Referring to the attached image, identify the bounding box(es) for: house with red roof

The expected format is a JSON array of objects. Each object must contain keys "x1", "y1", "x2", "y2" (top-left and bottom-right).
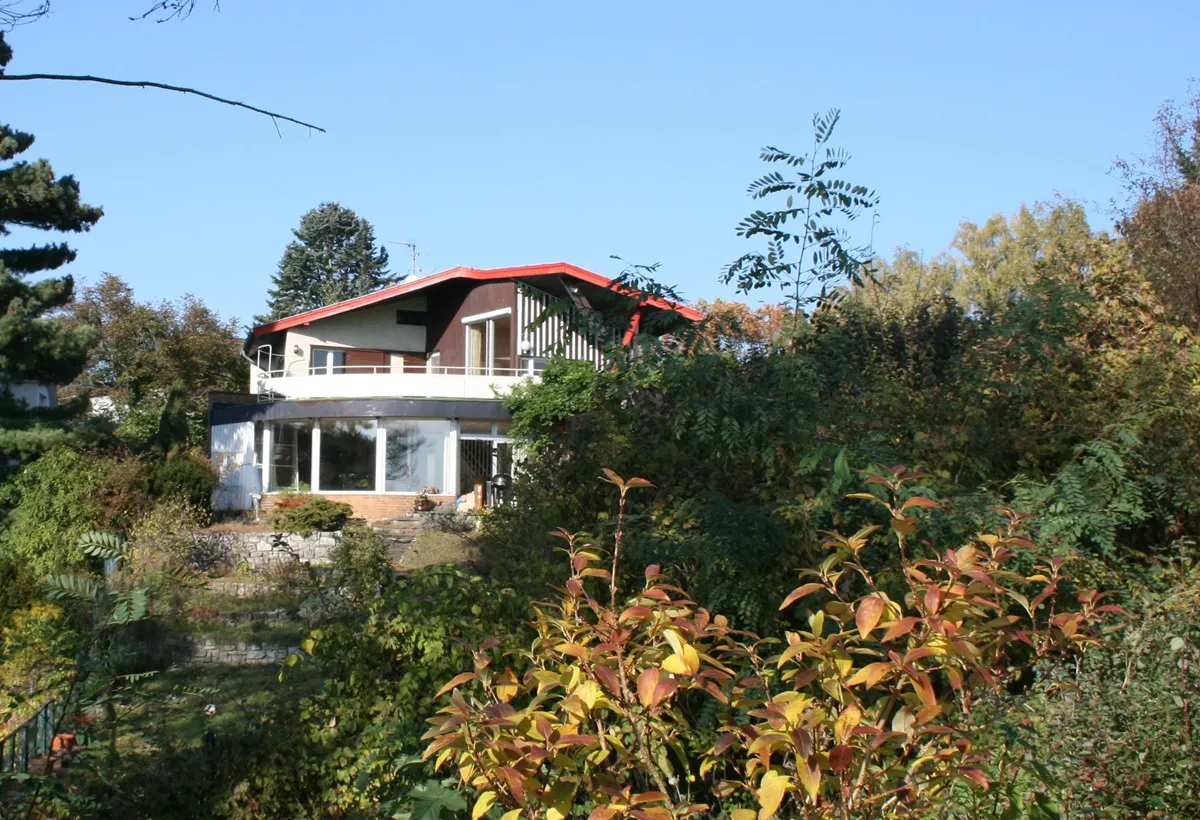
[{"x1": 209, "y1": 262, "x2": 700, "y2": 519}]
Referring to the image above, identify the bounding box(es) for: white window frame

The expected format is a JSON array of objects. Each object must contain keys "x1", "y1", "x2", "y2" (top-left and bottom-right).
[{"x1": 462, "y1": 308, "x2": 512, "y2": 377}]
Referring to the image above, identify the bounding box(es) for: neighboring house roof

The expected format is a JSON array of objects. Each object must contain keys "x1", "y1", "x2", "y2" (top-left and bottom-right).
[{"x1": 249, "y1": 262, "x2": 702, "y2": 339}]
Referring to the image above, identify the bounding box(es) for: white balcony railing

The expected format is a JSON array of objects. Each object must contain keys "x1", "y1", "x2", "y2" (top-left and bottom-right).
[{"x1": 254, "y1": 362, "x2": 536, "y2": 401}]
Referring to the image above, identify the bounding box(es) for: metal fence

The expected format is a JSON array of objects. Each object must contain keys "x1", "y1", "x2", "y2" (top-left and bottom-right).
[{"x1": 0, "y1": 701, "x2": 61, "y2": 773}]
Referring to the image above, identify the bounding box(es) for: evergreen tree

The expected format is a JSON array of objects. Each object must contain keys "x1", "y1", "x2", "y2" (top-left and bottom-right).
[
  {"x1": 0, "y1": 32, "x2": 102, "y2": 465},
  {"x1": 263, "y1": 202, "x2": 394, "y2": 320}
]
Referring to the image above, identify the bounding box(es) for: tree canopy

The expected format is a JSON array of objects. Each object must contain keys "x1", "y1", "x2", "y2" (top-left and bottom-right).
[
  {"x1": 0, "y1": 32, "x2": 101, "y2": 465},
  {"x1": 262, "y1": 202, "x2": 395, "y2": 321}
]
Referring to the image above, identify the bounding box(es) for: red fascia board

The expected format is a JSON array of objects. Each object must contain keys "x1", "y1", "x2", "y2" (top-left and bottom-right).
[{"x1": 249, "y1": 262, "x2": 702, "y2": 338}]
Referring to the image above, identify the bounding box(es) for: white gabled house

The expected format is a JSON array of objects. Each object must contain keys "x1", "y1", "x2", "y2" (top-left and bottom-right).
[{"x1": 209, "y1": 262, "x2": 700, "y2": 520}]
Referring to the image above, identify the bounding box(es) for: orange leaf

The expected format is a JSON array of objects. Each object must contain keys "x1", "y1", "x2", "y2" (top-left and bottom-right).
[
  {"x1": 435, "y1": 672, "x2": 476, "y2": 699},
  {"x1": 881, "y1": 617, "x2": 919, "y2": 642},
  {"x1": 637, "y1": 668, "x2": 660, "y2": 709},
  {"x1": 901, "y1": 496, "x2": 942, "y2": 512},
  {"x1": 924, "y1": 586, "x2": 942, "y2": 615},
  {"x1": 779, "y1": 583, "x2": 825, "y2": 611},
  {"x1": 845, "y1": 661, "x2": 892, "y2": 689},
  {"x1": 912, "y1": 674, "x2": 937, "y2": 708},
  {"x1": 855, "y1": 596, "x2": 885, "y2": 639}
]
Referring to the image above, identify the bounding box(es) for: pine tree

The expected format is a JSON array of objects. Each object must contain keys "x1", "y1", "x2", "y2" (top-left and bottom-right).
[
  {"x1": 0, "y1": 33, "x2": 102, "y2": 465},
  {"x1": 263, "y1": 202, "x2": 395, "y2": 320}
]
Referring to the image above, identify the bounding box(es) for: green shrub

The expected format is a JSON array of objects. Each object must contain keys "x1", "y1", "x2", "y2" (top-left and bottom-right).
[
  {"x1": 1023, "y1": 566, "x2": 1200, "y2": 817},
  {"x1": 0, "y1": 447, "x2": 109, "y2": 580},
  {"x1": 268, "y1": 494, "x2": 353, "y2": 536},
  {"x1": 330, "y1": 525, "x2": 392, "y2": 605},
  {"x1": 149, "y1": 451, "x2": 219, "y2": 512}
]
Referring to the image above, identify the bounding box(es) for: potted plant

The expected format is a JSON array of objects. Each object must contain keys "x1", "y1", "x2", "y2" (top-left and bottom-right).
[{"x1": 414, "y1": 486, "x2": 439, "y2": 512}]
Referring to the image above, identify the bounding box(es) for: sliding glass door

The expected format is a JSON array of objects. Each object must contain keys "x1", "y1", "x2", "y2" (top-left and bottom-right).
[{"x1": 464, "y1": 311, "x2": 513, "y2": 376}]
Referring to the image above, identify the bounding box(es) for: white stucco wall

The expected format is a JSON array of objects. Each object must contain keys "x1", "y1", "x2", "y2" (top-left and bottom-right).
[
  {"x1": 281, "y1": 297, "x2": 427, "y2": 376},
  {"x1": 211, "y1": 421, "x2": 260, "y2": 511}
]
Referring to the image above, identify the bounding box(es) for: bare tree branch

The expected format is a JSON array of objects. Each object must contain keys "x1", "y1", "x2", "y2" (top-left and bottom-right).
[
  {"x1": 0, "y1": 72, "x2": 325, "y2": 133},
  {"x1": 131, "y1": 0, "x2": 219, "y2": 23},
  {"x1": 0, "y1": 0, "x2": 50, "y2": 30}
]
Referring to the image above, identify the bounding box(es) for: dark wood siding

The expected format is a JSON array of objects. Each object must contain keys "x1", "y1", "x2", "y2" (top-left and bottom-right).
[
  {"x1": 344, "y1": 349, "x2": 389, "y2": 370},
  {"x1": 427, "y1": 281, "x2": 516, "y2": 368}
]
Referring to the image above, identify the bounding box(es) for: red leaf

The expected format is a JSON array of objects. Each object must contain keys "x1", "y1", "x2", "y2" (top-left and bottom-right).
[
  {"x1": 829, "y1": 744, "x2": 853, "y2": 773},
  {"x1": 959, "y1": 768, "x2": 989, "y2": 790},
  {"x1": 593, "y1": 665, "x2": 621, "y2": 695}
]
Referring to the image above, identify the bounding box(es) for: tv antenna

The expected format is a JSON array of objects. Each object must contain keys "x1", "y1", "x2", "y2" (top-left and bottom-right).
[{"x1": 387, "y1": 241, "x2": 422, "y2": 279}]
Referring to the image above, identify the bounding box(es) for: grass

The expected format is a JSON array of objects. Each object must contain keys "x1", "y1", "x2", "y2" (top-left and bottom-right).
[
  {"x1": 116, "y1": 664, "x2": 320, "y2": 751},
  {"x1": 400, "y1": 530, "x2": 480, "y2": 571},
  {"x1": 187, "y1": 586, "x2": 304, "y2": 615}
]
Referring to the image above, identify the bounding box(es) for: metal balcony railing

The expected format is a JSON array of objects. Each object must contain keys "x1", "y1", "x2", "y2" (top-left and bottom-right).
[{"x1": 1, "y1": 700, "x2": 64, "y2": 773}]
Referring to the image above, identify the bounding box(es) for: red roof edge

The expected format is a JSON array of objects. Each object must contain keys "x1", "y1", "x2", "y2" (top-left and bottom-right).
[{"x1": 249, "y1": 262, "x2": 703, "y2": 337}]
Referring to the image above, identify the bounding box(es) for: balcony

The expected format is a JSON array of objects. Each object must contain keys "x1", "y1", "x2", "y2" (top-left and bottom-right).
[{"x1": 253, "y1": 362, "x2": 537, "y2": 402}]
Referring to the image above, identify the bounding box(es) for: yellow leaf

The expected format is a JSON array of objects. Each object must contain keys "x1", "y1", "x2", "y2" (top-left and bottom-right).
[
  {"x1": 731, "y1": 811, "x2": 757, "y2": 820},
  {"x1": 795, "y1": 757, "x2": 821, "y2": 801},
  {"x1": 663, "y1": 629, "x2": 685, "y2": 657},
  {"x1": 757, "y1": 771, "x2": 791, "y2": 819},
  {"x1": 834, "y1": 704, "x2": 861, "y2": 744},
  {"x1": 662, "y1": 644, "x2": 701, "y2": 676},
  {"x1": 473, "y1": 790, "x2": 497, "y2": 820},
  {"x1": 501, "y1": 811, "x2": 522, "y2": 820},
  {"x1": 574, "y1": 679, "x2": 601, "y2": 709}
]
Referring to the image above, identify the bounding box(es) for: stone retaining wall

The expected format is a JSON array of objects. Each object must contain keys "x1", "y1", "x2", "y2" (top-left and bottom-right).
[
  {"x1": 189, "y1": 530, "x2": 340, "y2": 572},
  {"x1": 187, "y1": 638, "x2": 297, "y2": 666},
  {"x1": 206, "y1": 580, "x2": 282, "y2": 598}
]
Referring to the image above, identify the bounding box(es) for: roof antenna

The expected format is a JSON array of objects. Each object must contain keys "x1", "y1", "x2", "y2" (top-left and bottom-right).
[{"x1": 387, "y1": 241, "x2": 422, "y2": 280}]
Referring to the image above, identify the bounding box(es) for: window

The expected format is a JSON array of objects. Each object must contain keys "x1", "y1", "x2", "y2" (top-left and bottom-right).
[
  {"x1": 396, "y1": 309, "x2": 426, "y2": 325},
  {"x1": 319, "y1": 419, "x2": 377, "y2": 491},
  {"x1": 253, "y1": 421, "x2": 264, "y2": 466},
  {"x1": 312, "y1": 348, "x2": 346, "y2": 375},
  {"x1": 384, "y1": 420, "x2": 452, "y2": 492},
  {"x1": 269, "y1": 421, "x2": 312, "y2": 491},
  {"x1": 459, "y1": 420, "x2": 511, "y2": 436}
]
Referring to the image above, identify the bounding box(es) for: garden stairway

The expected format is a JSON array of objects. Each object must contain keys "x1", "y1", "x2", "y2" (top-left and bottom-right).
[{"x1": 370, "y1": 517, "x2": 422, "y2": 567}]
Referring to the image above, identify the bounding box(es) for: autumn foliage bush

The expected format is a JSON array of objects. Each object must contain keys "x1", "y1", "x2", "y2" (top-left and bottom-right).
[{"x1": 423, "y1": 470, "x2": 1123, "y2": 818}]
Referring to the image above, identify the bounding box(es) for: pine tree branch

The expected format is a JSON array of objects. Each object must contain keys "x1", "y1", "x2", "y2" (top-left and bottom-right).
[{"x1": 0, "y1": 72, "x2": 325, "y2": 133}]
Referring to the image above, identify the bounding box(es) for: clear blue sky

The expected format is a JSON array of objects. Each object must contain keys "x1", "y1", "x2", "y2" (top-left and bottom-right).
[{"x1": 5, "y1": 0, "x2": 1196, "y2": 327}]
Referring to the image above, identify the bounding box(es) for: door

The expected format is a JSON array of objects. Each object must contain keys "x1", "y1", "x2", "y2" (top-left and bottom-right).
[
  {"x1": 458, "y1": 438, "x2": 515, "y2": 507},
  {"x1": 464, "y1": 311, "x2": 513, "y2": 376}
]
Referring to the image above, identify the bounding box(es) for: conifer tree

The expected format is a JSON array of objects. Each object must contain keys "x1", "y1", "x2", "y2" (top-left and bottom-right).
[
  {"x1": 0, "y1": 33, "x2": 102, "y2": 465},
  {"x1": 263, "y1": 202, "x2": 394, "y2": 320}
]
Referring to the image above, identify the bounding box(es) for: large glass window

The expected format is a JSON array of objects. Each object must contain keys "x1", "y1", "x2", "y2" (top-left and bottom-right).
[
  {"x1": 269, "y1": 420, "x2": 312, "y2": 491},
  {"x1": 319, "y1": 419, "x2": 377, "y2": 491},
  {"x1": 384, "y1": 420, "x2": 452, "y2": 492}
]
